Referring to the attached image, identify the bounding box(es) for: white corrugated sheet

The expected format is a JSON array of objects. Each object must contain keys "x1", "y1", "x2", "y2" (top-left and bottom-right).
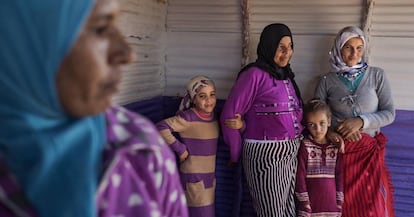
[
  {"x1": 167, "y1": 0, "x2": 242, "y2": 33},
  {"x1": 112, "y1": 0, "x2": 167, "y2": 105},
  {"x1": 165, "y1": 32, "x2": 242, "y2": 99},
  {"x1": 371, "y1": 0, "x2": 414, "y2": 37},
  {"x1": 249, "y1": 0, "x2": 363, "y2": 34},
  {"x1": 369, "y1": 0, "x2": 414, "y2": 110},
  {"x1": 164, "y1": 0, "x2": 242, "y2": 99}
]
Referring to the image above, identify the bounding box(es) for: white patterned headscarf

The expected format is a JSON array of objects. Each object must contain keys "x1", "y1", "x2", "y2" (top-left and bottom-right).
[
  {"x1": 179, "y1": 75, "x2": 216, "y2": 111},
  {"x1": 329, "y1": 26, "x2": 367, "y2": 74}
]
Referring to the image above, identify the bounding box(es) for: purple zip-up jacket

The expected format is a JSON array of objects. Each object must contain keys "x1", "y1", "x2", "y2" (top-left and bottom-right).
[{"x1": 220, "y1": 67, "x2": 303, "y2": 162}]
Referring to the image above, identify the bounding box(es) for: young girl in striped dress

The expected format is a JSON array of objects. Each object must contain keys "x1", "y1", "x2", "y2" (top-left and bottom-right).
[{"x1": 157, "y1": 75, "x2": 218, "y2": 217}]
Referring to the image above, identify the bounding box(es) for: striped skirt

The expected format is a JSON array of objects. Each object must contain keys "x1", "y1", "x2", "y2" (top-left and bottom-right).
[{"x1": 242, "y1": 138, "x2": 301, "y2": 217}]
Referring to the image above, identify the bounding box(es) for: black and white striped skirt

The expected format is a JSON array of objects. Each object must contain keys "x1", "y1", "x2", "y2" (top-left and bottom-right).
[{"x1": 242, "y1": 137, "x2": 301, "y2": 217}]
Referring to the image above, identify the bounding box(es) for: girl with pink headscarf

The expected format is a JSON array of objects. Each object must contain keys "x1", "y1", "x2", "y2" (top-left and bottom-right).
[{"x1": 157, "y1": 75, "x2": 219, "y2": 217}]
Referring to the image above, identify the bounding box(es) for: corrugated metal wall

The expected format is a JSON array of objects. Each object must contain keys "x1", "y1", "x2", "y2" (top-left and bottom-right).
[
  {"x1": 369, "y1": 0, "x2": 414, "y2": 110},
  {"x1": 113, "y1": 0, "x2": 167, "y2": 105},
  {"x1": 164, "y1": 0, "x2": 242, "y2": 99},
  {"x1": 116, "y1": 0, "x2": 414, "y2": 110},
  {"x1": 162, "y1": 0, "x2": 368, "y2": 102}
]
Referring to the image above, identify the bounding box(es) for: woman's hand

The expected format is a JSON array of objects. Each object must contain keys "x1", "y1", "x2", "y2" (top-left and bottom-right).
[
  {"x1": 224, "y1": 114, "x2": 244, "y2": 130},
  {"x1": 179, "y1": 150, "x2": 189, "y2": 163},
  {"x1": 336, "y1": 117, "x2": 363, "y2": 141},
  {"x1": 345, "y1": 131, "x2": 362, "y2": 142}
]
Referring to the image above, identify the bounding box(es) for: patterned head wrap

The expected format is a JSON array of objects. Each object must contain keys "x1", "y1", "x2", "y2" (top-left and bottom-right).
[
  {"x1": 179, "y1": 75, "x2": 216, "y2": 111},
  {"x1": 329, "y1": 26, "x2": 368, "y2": 74}
]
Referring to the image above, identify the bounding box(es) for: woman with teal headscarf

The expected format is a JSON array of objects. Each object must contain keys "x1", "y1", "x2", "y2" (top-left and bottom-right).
[{"x1": 0, "y1": 0, "x2": 188, "y2": 217}]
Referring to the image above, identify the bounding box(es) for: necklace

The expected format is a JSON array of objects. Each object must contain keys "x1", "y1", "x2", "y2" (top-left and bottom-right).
[
  {"x1": 340, "y1": 70, "x2": 363, "y2": 79},
  {"x1": 339, "y1": 65, "x2": 367, "y2": 79}
]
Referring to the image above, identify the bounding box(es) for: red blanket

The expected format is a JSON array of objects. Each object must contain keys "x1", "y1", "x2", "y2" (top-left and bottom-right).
[{"x1": 342, "y1": 132, "x2": 395, "y2": 217}]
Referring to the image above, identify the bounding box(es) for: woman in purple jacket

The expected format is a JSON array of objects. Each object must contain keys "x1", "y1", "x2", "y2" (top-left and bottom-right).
[{"x1": 220, "y1": 23, "x2": 303, "y2": 217}]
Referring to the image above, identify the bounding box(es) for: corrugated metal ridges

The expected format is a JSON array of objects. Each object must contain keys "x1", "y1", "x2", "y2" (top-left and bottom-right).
[
  {"x1": 167, "y1": 0, "x2": 242, "y2": 32},
  {"x1": 250, "y1": 0, "x2": 363, "y2": 34},
  {"x1": 165, "y1": 0, "x2": 242, "y2": 99},
  {"x1": 165, "y1": 32, "x2": 241, "y2": 99},
  {"x1": 370, "y1": 33, "x2": 414, "y2": 110},
  {"x1": 113, "y1": 0, "x2": 167, "y2": 105},
  {"x1": 372, "y1": 0, "x2": 414, "y2": 37},
  {"x1": 368, "y1": 0, "x2": 414, "y2": 109}
]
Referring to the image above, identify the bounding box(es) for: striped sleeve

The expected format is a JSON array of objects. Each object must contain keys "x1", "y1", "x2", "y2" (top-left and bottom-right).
[{"x1": 156, "y1": 115, "x2": 190, "y2": 155}]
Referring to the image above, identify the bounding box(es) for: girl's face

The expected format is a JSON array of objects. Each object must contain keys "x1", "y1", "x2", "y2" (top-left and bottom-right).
[
  {"x1": 56, "y1": 0, "x2": 133, "y2": 117},
  {"x1": 192, "y1": 86, "x2": 216, "y2": 114},
  {"x1": 273, "y1": 36, "x2": 293, "y2": 67},
  {"x1": 305, "y1": 111, "x2": 331, "y2": 143},
  {"x1": 341, "y1": 37, "x2": 364, "y2": 67}
]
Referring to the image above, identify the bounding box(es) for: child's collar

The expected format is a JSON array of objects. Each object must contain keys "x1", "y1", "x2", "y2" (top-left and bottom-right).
[{"x1": 193, "y1": 108, "x2": 212, "y2": 119}]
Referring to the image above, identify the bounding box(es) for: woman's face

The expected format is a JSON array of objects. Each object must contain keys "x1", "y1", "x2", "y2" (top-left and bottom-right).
[
  {"x1": 341, "y1": 37, "x2": 364, "y2": 67},
  {"x1": 192, "y1": 86, "x2": 216, "y2": 114},
  {"x1": 56, "y1": 0, "x2": 133, "y2": 117},
  {"x1": 273, "y1": 36, "x2": 293, "y2": 67}
]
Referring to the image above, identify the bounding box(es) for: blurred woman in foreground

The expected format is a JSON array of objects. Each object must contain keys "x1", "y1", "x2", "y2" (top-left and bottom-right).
[{"x1": 0, "y1": 0, "x2": 188, "y2": 216}]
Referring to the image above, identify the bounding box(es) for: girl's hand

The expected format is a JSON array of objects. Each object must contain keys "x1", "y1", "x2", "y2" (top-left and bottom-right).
[
  {"x1": 179, "y1": 150, "x2": 189, "y2": 163},
  {"x1": 224, "y1": 114, "x2": 244, "y2": 130},
  {"x1": 327, "y1": 129, "x2": 345, "y2": 153}
]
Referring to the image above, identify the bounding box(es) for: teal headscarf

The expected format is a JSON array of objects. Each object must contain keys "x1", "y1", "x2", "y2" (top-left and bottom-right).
[{"x1": 0, "y1": 1, "x2": 105, "y2": 217}]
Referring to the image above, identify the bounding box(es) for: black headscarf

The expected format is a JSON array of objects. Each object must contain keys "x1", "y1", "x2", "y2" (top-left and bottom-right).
[{"x1": 238, "y1": 23, "x2": 302, "y2": 102}]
